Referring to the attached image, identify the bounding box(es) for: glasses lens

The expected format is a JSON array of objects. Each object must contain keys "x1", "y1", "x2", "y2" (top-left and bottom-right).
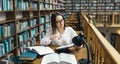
[{"x1": 56, "y1": 19, "x2": 63, "y2": 24}]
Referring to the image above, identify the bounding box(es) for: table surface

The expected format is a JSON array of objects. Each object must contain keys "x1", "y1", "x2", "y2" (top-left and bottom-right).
[{"x1": 21, "y1": 45, "x2": 87, "y2": 64}]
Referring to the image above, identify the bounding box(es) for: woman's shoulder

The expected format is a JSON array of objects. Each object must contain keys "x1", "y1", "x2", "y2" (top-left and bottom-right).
[{"x1": 66, "y1": 26, "x2": 74, "y2": 30}]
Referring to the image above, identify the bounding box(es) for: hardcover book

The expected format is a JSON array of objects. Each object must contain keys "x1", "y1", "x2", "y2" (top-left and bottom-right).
[
  {"x1": 19, "y1": 51, "x2": 37, "y2": 60},
  {"x1": 24, "y1": 46, "x2": 54, "y2": 56},
  {"x1": 41, "y1": 53, "x2": 77, "y2": 64}
]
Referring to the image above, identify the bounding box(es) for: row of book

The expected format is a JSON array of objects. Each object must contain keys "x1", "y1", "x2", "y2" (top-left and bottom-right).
[
  {"x1": 39, "y1": 32, "x2": 45, "y2": 40},
  {"x1": 18, "y1": 25, "x2": 45, "y2": 41},
  {"x1": 30, "y1": 18, "x2": 37, "y2": 27},
  {"x1": 39, "y1": 16, "x2": 45, "y2": 24},
  {"x1": 0, "y1": 16, "x2": 50, "y2": 41},
  {"x1": 30, "y1": 2, "x2": 38, "y2": 10},
  {"x1": 0, "y1": 37, "x2": 37, "y2": 63},
  {"x1": 40, "y1": 3, "x2": 65, "y2": 10},
  {"x1": 79, "y1": 2, "x2": 120, "y2": 10},
  {"x1": 43, "y1": 0, "x2": 55, "y2": 3},
  {"x1": 18, "y1": 41, "x2": 31, "y2": 56},
  {"x1": 45, "y1": 14, "x2": 50, "y2": 22},
  {"x1": 16, "y1": 20, "x2": 29, "y2": 33},
  {"x1": 16, "y1": 18, "x2": 42, "y2": 33},
  {"x1": 18, "y1": 37, "x2": 37, "y2": 56},
  {"x1": 16, "y1": 0, "x2": 38, "y2": 10},
  {"x1": 45, "y1": 22, "x2": 50, "y2": 29},
  {"x1": 0, "y1": 0, "x2": 65, "y2": 11},
  {"x1": 16, "y1": 0, "x2": 29, "y2": 10},
  {"x1": 39, "y1": 0, "x2": 65, "y2": 10},
  {"x1": 82, "y1": 0, "x2": 117, "y2": 2},
  {"x1": 0, "y1": 23, "x2": 15, "y2": 40},
  {"x1": 39, "y1": 14, "x2": 50, "y2": 23},
  {"x1": 0, "y1": 53, "x2": 14, "y2": 64},
  {"x1": 18, "y1": 31, "x2": 29, "y2": 44},
  {"x1": 0, "y1": 37, "x2": 14, "y2": 57},
  {"x1": 0, "y1": 0, "x2": 13, "y2": 11},
  {"x1": 39, "y1": 25, "x2": 44, "y2": 33},
  {"x1": 31, "y1": 28, "x2": 38, "y2": 37}
]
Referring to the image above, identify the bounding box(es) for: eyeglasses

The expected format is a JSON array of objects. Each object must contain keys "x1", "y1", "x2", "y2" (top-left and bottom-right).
[{"x1": 56, "y1": 19, "x2": 64, "y2": 24}]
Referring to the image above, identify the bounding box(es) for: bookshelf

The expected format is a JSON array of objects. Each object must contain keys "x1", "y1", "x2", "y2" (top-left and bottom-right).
[
  {"x1": 0, "y1": 0, "x2": 65, "y2": 63},
  {"x1": 77, "y1": 0, "x2": 120, "y2": 26},
  {"x1": 65, "y1": 0, "x2": 120, "y2": 23},
  {"x1": 64, "y1": 0, "x2": 72, "y2": 19}
]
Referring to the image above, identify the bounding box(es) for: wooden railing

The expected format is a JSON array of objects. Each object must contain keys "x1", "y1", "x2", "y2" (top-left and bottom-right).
[
  {"x1": 86, "y1": 12, "x2": 120, "y2": 27},
  {"x1": 81, "y1": 12, "x2": 120, "y2": 64}
]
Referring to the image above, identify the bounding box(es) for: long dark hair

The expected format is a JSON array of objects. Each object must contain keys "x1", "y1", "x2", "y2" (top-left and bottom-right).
[{"x1": 51, "y1": 12, "x2": 66, "y2": 34}]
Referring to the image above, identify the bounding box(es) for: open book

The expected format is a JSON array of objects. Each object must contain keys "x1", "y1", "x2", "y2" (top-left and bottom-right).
[
  {"x1": 56, "y1": 44, "x2": 74, "y2": 50},
  {"x1": 55, "y1": 44, "x2": 74, "y2": 53},
  {"x1": 24, "y1": 46, "x2": 54, "y2": 56},
  {"x1": 41, "y1": 53, "x2": 77, "y2": 64}
]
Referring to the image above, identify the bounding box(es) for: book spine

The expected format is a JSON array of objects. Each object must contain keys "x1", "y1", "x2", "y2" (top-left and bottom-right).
[
  {"x1": 0, "y1": 26, "x2": 3, "y2": 40},
  {"x1": 0, "y1": 0, "x2": 2, "y2": 11}
]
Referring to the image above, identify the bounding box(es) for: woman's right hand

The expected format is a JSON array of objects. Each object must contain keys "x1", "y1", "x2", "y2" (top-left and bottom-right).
[
  {"x1": 50, "y1": 34, "x2": 62, "y2": 40},
  {"x1": 50, "y1": 35, "x2": 57, "y2": 40}
]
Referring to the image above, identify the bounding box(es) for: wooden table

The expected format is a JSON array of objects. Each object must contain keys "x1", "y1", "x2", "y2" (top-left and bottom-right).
[{"x1": 21, "y1": 46, "x2": 87, "y2": 64}]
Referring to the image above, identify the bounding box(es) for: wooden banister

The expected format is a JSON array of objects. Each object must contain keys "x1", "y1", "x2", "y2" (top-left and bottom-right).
[{"x1": 81, "y1": 12, "x2": 120, "y2": 64}]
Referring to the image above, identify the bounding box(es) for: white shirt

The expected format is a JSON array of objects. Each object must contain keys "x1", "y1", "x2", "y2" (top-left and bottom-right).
[{"x1": 40, "y1": 27, "x2": 77, "y2": 46}]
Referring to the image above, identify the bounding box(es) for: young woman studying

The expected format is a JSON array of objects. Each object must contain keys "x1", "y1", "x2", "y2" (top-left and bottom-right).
[{"x1": 40, "y1": 12, "x2": 77, "y2": 46}]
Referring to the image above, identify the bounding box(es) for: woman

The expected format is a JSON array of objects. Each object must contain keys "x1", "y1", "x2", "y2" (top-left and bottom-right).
[{"x1": 41, "y1": 12, "x2": 77, "y2": 46}]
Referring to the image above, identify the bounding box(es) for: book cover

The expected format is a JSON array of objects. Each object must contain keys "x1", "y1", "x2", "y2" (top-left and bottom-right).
[
  {"x1": 3, "y1": 0, "x2": 7, "y2": 11},
  {"x1": 8, "y1": 0, "x2": 13, "y2": 10},
  {"x1": 9, "y1": 23, "x2": 15, "y2": 35},
  {"x1": 7, "y1": 53, "x2": 13, "y2": 64},
  {"x1": 18, "y1": 34, "x2": 23, "y2": 43},
  {"x1": 0, "y1": 26, "x2": 3, "y2": 40},
  {"x1": 1, "y1": 59, "x2": 8, "y2": 64},
  {"x1": 39, "y1": 25, "x2": 44, "y2": 32},
  {"x1": 1, "y1": 43, "x2": 5, "y2": 54},
  {"x1": 19, "y1": 51, "x2": 37, "y2": 60},
  {"x1": 0, "y1": 0, "x2": 2, "y2": 11},
  {"x1": 0, "y1": 44, "x2": 2, "y2": 56},
  {"x1": 4, "y1": 39, "x2": 9, "y2": 53},
  {"x1": 39, "y1": 16, "x2": 45, "y2": 24},
  {"x1": 31, "y1": 38, "x2": 36, "y2": 46},
  {"x1": 8, "y1": 37, "x2": 14, "y2": 51}
]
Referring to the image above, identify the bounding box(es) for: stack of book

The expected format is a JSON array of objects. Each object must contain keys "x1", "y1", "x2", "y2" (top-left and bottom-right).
[
  {"x1": 19, "y1": 46, "x2": 54, "y2": 61},
  {"x1": 19, "y1": 51, "x2": 37, "y2": 61}
]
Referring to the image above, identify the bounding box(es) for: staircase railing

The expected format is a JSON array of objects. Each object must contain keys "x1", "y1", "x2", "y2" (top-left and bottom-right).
[{"x1": 81, "y1": 12, "x2": 120, "y2": 64}]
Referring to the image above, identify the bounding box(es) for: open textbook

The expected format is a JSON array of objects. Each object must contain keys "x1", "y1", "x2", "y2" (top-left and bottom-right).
[
  {"x1": 56, "y1": 44, "x2": 74, "y2": 50},
  {"x1": 24, "y1": 46, "x2": 54, "y2": 55},
  {"x1": 41, "y1": 53, "x2": 77, "y2": 64}
]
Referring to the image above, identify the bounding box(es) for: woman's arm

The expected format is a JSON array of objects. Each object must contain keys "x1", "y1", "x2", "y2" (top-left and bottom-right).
[
  {"x1": 40, "y1": 28, "x2": 52, "y2": 45},
  {"x1": 69, "y1": 27, "x2": 77, "y2": 37},
  {"x1": 68, "y1": 27, "x2": 78, "y2": 44}
]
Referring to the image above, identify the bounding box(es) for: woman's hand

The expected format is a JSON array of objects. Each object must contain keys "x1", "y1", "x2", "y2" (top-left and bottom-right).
[
  {"x1": 50, "y1": 34, "x2": 62, "y2": 40},
  {"x1": 50, "y1": 35, "x2": 57, "y2": 40}
]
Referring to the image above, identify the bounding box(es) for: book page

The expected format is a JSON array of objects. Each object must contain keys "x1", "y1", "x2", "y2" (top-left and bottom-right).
[
  {"x1": 56, "y1": 44, "x2": 74, "y2": 49},
  {"x1": 24, "y1": 46, "x2": 44, "y2": 51},
  {"x1": 32, "y1": 46, "x2": 54, "y2": 55},
  {"x1": 24, "y1": 46, "x2": 54, "y2": 55},
  {"x1": 41, "y1": 53, "x2": 59, "y2": 64},
  {"x1": 59, "y1": 53, "x2": 77, "y2": 64}
]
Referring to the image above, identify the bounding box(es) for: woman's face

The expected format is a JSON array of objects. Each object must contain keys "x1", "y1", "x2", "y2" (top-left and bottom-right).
[{"x1": 56, "y1": 15, "x2": 64, "y2": 28}]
